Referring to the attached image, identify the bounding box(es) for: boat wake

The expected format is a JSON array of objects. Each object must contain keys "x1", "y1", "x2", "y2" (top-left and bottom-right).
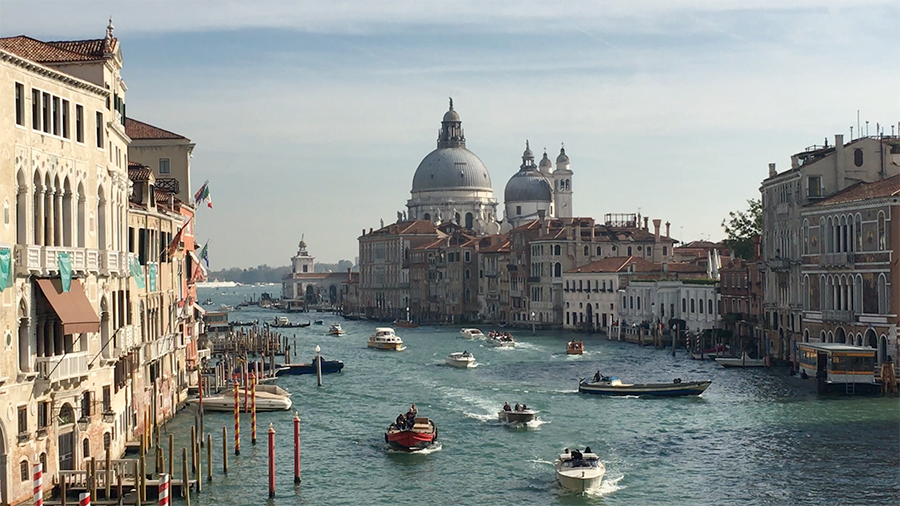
[
  {"x1": 465, "y1": 411, "x2": 496, "y2": 422},
  {"x1": 406, "y1": 442, "x2": 442, "y2": 455},
  {"x1": 585, "y1": 474, "x2": 625, "y2": 497},
  {"x1": 501, "y1": 418, "x2": 549, "y2": 429}
]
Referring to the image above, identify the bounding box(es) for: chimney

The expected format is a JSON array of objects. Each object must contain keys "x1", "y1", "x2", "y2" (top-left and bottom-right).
[
  {"x1": 769, "y1": 163, "x2": 777, "y2": 177},
  {"x1": 835, "y1": 134, "x2": 845, "y2": 191},
  {"x1": 369, "y1": 228, "x2": 373, "y2": 234},
  {"x1": 665, "y1": 221, "x2": 671, "y2": 238},
  {"x1": 653, "y1": 219, "x2": 661, "y2": 242},
  {"x1": 347, "y1": 267, "x2": 352, "y2": 281}
]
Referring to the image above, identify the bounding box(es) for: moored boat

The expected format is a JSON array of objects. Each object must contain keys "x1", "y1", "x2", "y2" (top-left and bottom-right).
[
  {"x1": 460, "y1": 328, "x2": 485, "y2": 339},
  {"x1": 279, "y1": 356, "x2": 344, "y2": 375},
  {"x1": 328, "y1": 323, "x2": 344, "y2": 335},
  {"x1": 314, "y1": 320, "x2": 324, "y2": 325},
  {"x1": 555, "y1": 448, "x2": 605, "y2": 492},
  {"x1": 189, "y1": 389, "x2": 292, "y2": 412},
  {"x1": 394, "y1": 320, "x2": 419, "y2": 328},
  {"x1": 367, "y1": 327, "x2": 405, "y2": 351},
  {"x1": 271, "y1": 316, "x2": 312, "y2": 328},
  {"x1": 445, "y1": 351, "x2": 475, "y2": 368},
  {"x1": 385, "y1": 415, "x2": 437, "y2": 451},
  {"x1": 714, "y1": 353, "x2": 766, "y2": 367},
  {"x1": 566, "y1": 340, "x2": 584, "y2": 354},
  {"x1": 578, "y1": 376, "x2": 711, "y2": 396}
]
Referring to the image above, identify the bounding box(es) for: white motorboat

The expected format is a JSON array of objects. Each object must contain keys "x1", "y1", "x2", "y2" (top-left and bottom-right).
[
  {"x1": 487, "y1": 332, "x2": 515, "y2": 348},
  {"x1": 189, "y1": 389, "x2": 292, "y2": 412},
  {"x1": 329, "y1": 323, "x2": 344, "y2": 336},
  {"x1": 460, "y1": 328, "x2": 485, "y2": 339},
  {"x1": 555, "y1": 449, "x2": 605, "y2": 492},
  {"x1": 367, "y1": 327, "x2": 405, "y2": 351},
  {"x1": 498, "y1": 406, "x2": 536, "y2": 424},
  {"x1": 715, "y1": 353, "x2": 767, "y2": 368},
  {"x1": 445, "y1": 351, "x2": 476, "y2": 368}
]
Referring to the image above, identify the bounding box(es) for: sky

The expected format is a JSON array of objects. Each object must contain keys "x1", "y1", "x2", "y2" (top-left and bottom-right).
[{"x1": 2, "y1": 0, "x2": 898, "y2": 269}]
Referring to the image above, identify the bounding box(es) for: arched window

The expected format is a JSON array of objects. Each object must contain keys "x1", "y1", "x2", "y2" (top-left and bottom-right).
[
  {"x1": 877, "y1": 274, "x2": 889, "y2": 314},
  {"x1": 423, "y1": 212, "x2": 430, "y2": 221},
  {"x1": 637, "y1": 297, "x2": 641, "y2": 310},
  {"x1": 877, "y1": 211, "x2": 886, "y2": 251},
  {"x1": 662, "y1": 246, "x2": 668, "y2": 256},
  {"x1": 103, "y1": 432, "x2": 111, "y2": 451},
  {"x1": 629, "y1": 296, "x2": 634, "y2": 309},
  {"x1": 690, "y1": 298, "x2": 695, "y2": 313},
  {"x1": 699, "y1": 298, "x2": 704, "y2": 313},
  {"x1": 802, "y1": 219, "x2": 809, "y2": 254},
  {"x1": 682, "y1": 298, "x2": 686, "y2": 313},
  {"x1": 465, "y1": 212, "x2": 473, "y2": 230},
  {"x1": 583, "y1": 245, "x2": 589, "y2": 256},
  {"x1": 596, "y1": 246, "x2": 601, "y2": 256},
  {"x1": 83, "y1": 438, "x2": 90, "y2": 459},
  {"x1": 554, "y1": 263, "x2": 561, "y2": 277},
  {"x1": 554, "y1": 245, "x2": 561, "y2": 256},
  {"x1": 854, "y1": 148, "x2": 863, "y2": 167},
  {"x1": 627, "y1": 246, "x2": 632, "y2": 256},
  {"x1": 464, "y1": 269, "x2": 470, "y2": 280},
  {"x1": 708, "y1": 299, "x2": 713, "y2": 314}
]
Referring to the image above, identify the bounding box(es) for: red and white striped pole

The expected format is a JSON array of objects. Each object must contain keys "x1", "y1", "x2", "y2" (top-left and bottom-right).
[
  {"x1": 293, "y1": 412, "x2": 301, "y2": 484},
  {"x1": 233, "y1": 380, "x2": 241, "y2": 455},
  {"x1": 267, "y1": 423, "x2": 276, "y2": 499},
  {"x1": 158, "y1": 473, "x2": 169, "y2": 506},
  {"x1": 79, "y1": 492, "x2": 90, "y2": 506},
  {"x1": 33, "y1": 463, "x2": 43, "y2": 506},
  {"x1": 251, "y1": 373, "x2": 257, "y2": 445}
]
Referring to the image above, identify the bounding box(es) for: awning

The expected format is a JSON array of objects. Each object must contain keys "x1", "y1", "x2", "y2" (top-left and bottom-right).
[
  {"x1": 36, "y1": 279, "x2": 101, "y2": 334},
  {"x1": 192, "y1": 303, "x2": 207, "y2": 316}
]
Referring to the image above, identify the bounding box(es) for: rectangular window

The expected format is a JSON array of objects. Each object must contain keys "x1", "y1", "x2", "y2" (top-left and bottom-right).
[
  {"x1": 81, "y1": 391, "x2": 92, "y2": 418},
  {"x1": 42, "y1": 92, "x2": 50, "y2": 133},
  {"x1": 21, "y1": 461, "x2": 29, "y2": 481},
  {"x1": 516, "y1": 205, "x2": 522, "y2": 215},
  {"x1": 96, "y1": 111, "x2": 104, "y2": 148},
  {"x1": 808, "y1": 176, "x2": 822, "y2": 198},
  {"x1": 75, "y1": 105, "x2": 84, "y2": 142},
  {"x1": 17, "y1": 406, "x2": 27, "y2": 434},
  {"x1": 15, "y1": 82, "x2": 25, "y2": 125},
  {"x1": 52, "y1": 96, "x2": 60, "y2": 135},
  {"x1": 102, "y1": 386, "x2": 111, "y2": 412},
  {"x1": 38, "y1": 401, "x2": 50, "y2": 428},
  {"x1": 61, "y1": 99, "x2": 70, "y2": 138},
  {"x1": 159, "y1": 158, "x2": 170, "y2": 174},
  {"x1": 32, "y1": 88, "x2": 40, "y2": 129}
]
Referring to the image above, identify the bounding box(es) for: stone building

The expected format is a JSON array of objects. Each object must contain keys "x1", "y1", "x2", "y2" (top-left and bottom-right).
[
  {"x1": 760, "y1": 133, "x2": 900, "y2": 364},
  {"x1": 719, "y1": 253, "x2": 764, "y2": 355},
  {"x1": 503, "y1": 143, "x2": 572, "y2": 229},
  {"x1": 476, "y1": 234, "x2": 511, "y2": 324},
  {"x1": 0, "y1": 25, "x2": 132, "y2": 505},
  {"x1": 619, "y1": 279, "x2": 720, "y2": 340},
  {"x1": 799, "y1": 175, "x2": 899, "y2": 363},
  {"x1": 124, "y1": 118, "x2": 194, "y2": 205},
  {"x1": 281, "y1": 238, "x2": 355, "y2": 310}
]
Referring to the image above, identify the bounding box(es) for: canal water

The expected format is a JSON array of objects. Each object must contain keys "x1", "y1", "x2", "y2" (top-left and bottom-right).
[{"x1": 163, "y1": 286, "x2": 900, "y2": 506}]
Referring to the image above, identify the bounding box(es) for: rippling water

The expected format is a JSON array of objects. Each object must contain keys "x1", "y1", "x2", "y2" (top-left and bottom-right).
[{"x1": 159, "y1": 287, "x2": 900, "y2": 506}]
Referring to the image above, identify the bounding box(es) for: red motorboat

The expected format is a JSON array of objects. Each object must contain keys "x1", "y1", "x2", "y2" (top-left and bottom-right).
[{"x1": 385, "y1": 416, "x2": 437, "y2": 451}]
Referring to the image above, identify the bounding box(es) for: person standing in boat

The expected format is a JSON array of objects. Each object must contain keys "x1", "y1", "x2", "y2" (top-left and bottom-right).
[
  {"x1": 514, "y1": 402, "x2": 521, "y2": 411},
  {"x1": 395, "y1": 413, "x2": 407, "y2": 430},
  {"x1": 503, "y1": 402, "x2": 512, "y2": 412},
  {"x1": 593, "y1": 370, "x2": 603, "y2": 382},
  {"x1": 408, "y1": 404, "x2": 418, "y2": 417}
]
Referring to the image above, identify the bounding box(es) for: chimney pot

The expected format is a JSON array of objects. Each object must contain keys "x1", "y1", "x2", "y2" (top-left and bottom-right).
[
  {"x1": 665, "y1": 221, "x2": 671, "y2": 237},
  {"x1": 643, "y1": 217, "x2": 649, "y2": 230},
  {"x1": 653, "y1": 219, "x2": 662, "y2": 242},
  {"x1": 769, "y1": 163, "x2": 777, "y2": 177}
]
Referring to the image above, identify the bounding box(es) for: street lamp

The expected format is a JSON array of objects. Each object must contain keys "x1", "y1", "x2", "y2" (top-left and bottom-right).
[{"x1": 531, "y1": 311, "x2": 536, "y2": 336}]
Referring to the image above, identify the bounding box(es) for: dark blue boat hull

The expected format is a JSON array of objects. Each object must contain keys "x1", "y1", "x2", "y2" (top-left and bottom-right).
[{"x1": 278, "y1": 361, "x2": 344, "y2": 375}]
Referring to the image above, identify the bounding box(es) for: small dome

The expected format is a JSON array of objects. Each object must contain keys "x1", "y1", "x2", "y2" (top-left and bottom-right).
[
  {"x1": 539, "y1": 151, "x2": 552, "y2": 169},
  {"x1": 504, "y1": 169, "x2": 552, "y2": 203},
  {"x1": 556, "y1": 146, "x2": 569, "y2": 164},
  {"x1": 298, "y1": 239, "x2": 307, "y2": 249},
  {"x1": 443, "y1": 109, "x2": 461, "y2": 122},
  {"x1": 522, "y1": 140, "x2": 534, "y2": 160}
]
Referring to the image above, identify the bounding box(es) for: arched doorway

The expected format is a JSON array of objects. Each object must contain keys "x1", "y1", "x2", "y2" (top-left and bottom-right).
[
  {"x1": 879, "y1": 335, "x2": 887, "y2": 363},
  {"x1": 866, "y1": 328, "x2": 877, "y2": 348},
  {"x1": 57, "y1": 403, "x2": 75, "y2": 470},
  {"x1": 305, "y1": 285, "x2": 316, "y2": 304},
  {"x1": 328, "y1": 285, "x2": 338, "y2": 304},
  {"x1": 465, "y1": 212, "x2": 473, "y2": 230},
  {"x1": 585, "y1": 304, "x2": 593, "y2": 331},
  {"x1": 835, "y1": 327, "x2": 846, "y2": 344}
]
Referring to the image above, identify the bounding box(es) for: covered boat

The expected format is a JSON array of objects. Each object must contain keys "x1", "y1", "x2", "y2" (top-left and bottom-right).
[
  {"x1": 498, "y1": 404, "x2": 536, "y2": 424},
  {"x1": 566, "y1": 340, "x2": 584, "y2": 355},
  {"x1": 445, "y1": 351, "x2": 475, "y2": 368},
  {"x1": 271, "y1": 316, "x2": 311, "y2": 328},
  {"x1": 555, "y1": 449, "x2": 605, "y2": 492},
  {"x1": 715, "y1": 352, "x2": 766, "y2": 367},
  {"x1": 189, "y1": 389, "x2": 292, "y2": 412},
  {"x1": 578, "y1": 376, "x2": 711, "y2": 396},
  {"x1": 460, "y1": 328, "x2": 485, "y2": 339},
  {"x1": 329, "y1": 323, "x2": 344, "y2": 336},
  {"x1": 368, "y1": 327, "x2": 405, "y2": 351},
  {"x1": 279, "y1": 356, "x2": 344, "y2": 375},
  {"x1": 385, "y1": 416, "x2": 437, "y2": 451}
]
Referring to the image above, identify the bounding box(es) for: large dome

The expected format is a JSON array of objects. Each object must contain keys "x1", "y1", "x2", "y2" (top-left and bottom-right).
[
  {"x1": 504, "y1": 169, "x2": 552, "y2": 202},
  {"x1": 412, "y1": 148, "x2": 493, "y2": 192}
]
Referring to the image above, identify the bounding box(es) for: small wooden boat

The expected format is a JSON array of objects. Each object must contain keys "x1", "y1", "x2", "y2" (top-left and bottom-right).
[
  {"x1": 368, "y1": 327, "x2": 405, "y2": 351},
  {"x1": 278, "y1": 357, "x2": 344, "y2": 375},
  {"x1": 445, "y1": 351, "x2": 475, "y2": 368},
  {"x1": 271, "y1": 316, "x2": 312, "y2": 328},
  {"x1": 394, "y1": 319, "x2": 419, "y2": 328},
  {"x1": 385, "y1": 416, "x2": 437, "y2": 451},
  {"x1": 715, "y1": 353, "x2": 766, "y2": 367},
  {"x1": 230, "y1": 319, "x2": 259, "y2": 327},
  {"x1": 578, "y1": 376, "x2": 711, "y2": 396},
  {"x1": 460, "y1": 328, "x2": 485, "y2": 339},
  {"x1": 555, "y1": 449, "x2": 605, "y2": 492},
  {"x1": 566, "y1": 340, "x2": 584, "y2": 354},
  {"x1": 328, "y1": 323, "x2": 344, "y2": 336},
  {"x1": 498, "y1": 406, "x2": 536, "y2": 424}
]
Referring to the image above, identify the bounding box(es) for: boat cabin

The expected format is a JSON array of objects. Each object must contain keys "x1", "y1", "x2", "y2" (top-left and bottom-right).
[
  {"x1": 558, "y1": 452, "x2": 601, "y2": 468},
  {"x1": 797, "y1": 343, "x2": 879, "y2": 394}
]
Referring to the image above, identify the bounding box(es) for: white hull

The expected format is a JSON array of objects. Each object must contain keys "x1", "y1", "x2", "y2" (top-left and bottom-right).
[
  {"x1": 556, "y1": 470, "x2": 604, "y2": 492},
  {"x1": 498, "y1": 410, "x2": 536, "y2": 424},
  {"x1": 460, "y1": 328, "x2": 485, "y2": 340},
  {"x1": 445, "y1": 354, "x2": 475, "y2": 368},
  {"x1": 189, "y1": 392, "x2": 292, "y2": 412},
  {"x1": 715, "y1": 354, "x2": 766, "y2": 367},
  {"x1": 488, "y1": 338, "x2": 515, "y2": 348}
]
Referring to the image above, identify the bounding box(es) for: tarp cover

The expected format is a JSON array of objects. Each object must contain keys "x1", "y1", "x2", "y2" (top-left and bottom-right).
[{"x1": 36, "y1": 278, "x2": 100, "y2": 334}]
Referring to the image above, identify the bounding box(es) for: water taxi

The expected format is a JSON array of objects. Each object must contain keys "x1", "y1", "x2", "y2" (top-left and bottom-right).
[
  {"x1": 271, "y1": 316, "x2": 311, "y2": 328},
  {"x1": 498, "y1": 404, "x2": 536, "y2": 424},
  {"x1": 578, "y1": 376, "x2": 711, "y2": 396},
  {"x1": 367, "y1": 327, "x2": 405, "y2": 351},
  {"x1": 715, "y1": 352, "x2": 766, "y2": 367},
  {"x1": 460, "y1": 328, "x2": 485, "y2": 339},
  {"x1": 385, "y1": 416, "x2": 437, "y2": 451},
  {"x1": 555, "y1": 448, "x2": 605, "y2": 492},
  {"x1": 189, "y1": 388, "x2": 292, "y2": 412},
  {"x1": 329, "y1": 323, "x2": 344, "y2": 336},
  {"x1": 445, "y1": 351, "x2": 475, "y2": 368},
  {"x1": 487, "y1": 331, "x2": 515, "y2": 348},
  {"x1": 797, "y1": 343, "x2": 879, "y2": 395},
  {"x1": 566, "y1": 340, "x2": 584, "y2": 354}
]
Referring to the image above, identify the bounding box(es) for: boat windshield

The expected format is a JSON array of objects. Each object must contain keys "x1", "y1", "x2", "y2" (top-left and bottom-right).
[{"x1": 563, "y1": 459, "x2": 599, "y2": 468}]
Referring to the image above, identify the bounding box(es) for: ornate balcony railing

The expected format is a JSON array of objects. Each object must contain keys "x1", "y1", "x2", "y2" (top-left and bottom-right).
[{"x1": 35, "y1": 352, "x2": 89, "y2": 383}]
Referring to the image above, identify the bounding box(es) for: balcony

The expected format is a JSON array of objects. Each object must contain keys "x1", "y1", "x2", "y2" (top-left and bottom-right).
[
  {"x1": 822, "y1": 310, "x2": 852, "y2": 322},
  {"x1": 775, "y1": 202, "x2": 790, "y2": 215},
  {"x1": 821, "y1": 253, "x2": 851, "y2": 268},
  {"x1": 101, "y1": 251, "x2": 126, "y2": 276},
  {"x1": 35, "y1": 351, "x2": 89, "y2": 383},
  {"x1": 145, "y1": 335, "x2": 176, "y2": 363},
  {"x1": 112, "y1": 325, "x2": 137, "y2": 356},
  {"x1": 15, "y1": 245, "x2": 93, "y2": 275},
  {"x1": 527, "y1": 276, "x2": 541, "y2": 283},
  {"x1": 767, "y1": 258, "x2": 791, "y2": 271}
]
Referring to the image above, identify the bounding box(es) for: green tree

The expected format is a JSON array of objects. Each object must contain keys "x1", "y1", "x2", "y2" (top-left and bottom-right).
[{"x1": 721, "y1": 198, "x2": 762, "y2": 260}]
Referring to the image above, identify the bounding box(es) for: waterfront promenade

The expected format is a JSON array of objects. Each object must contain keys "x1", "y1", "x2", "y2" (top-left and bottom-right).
[{"x1": 152, "y1": 287, "x2": 900, "y2": 506}]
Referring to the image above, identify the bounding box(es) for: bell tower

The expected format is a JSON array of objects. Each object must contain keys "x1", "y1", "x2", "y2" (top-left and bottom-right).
[{"x1": 553, "y1": 145, "x2": 573, "y2": 218}]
